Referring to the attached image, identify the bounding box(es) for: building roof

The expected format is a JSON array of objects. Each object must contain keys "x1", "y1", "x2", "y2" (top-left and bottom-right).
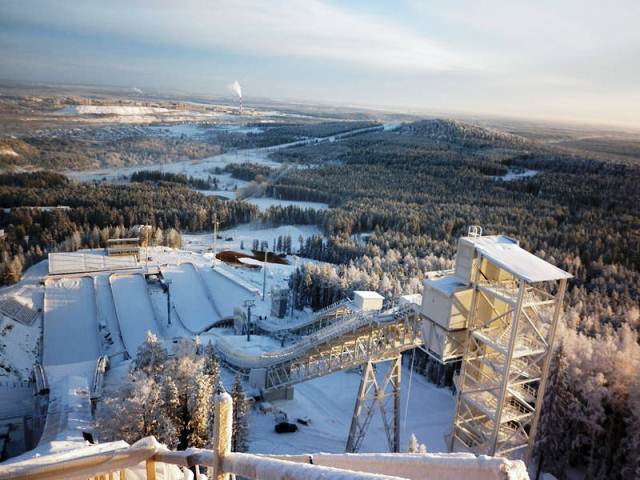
[
  {"x1": 461, "y1": 235, "x2": 572, "y2": 283},
  {"x1": 424, "y1": 275, "x2": 468, "y2": 296},
  {"x1": 353, "y1": 290, "x2": 385, "y2": 300}
]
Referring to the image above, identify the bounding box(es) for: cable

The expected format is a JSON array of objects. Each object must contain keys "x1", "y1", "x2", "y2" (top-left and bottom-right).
[{"x1": 403, "y1": 348, "x2": 416, "y2": 433}]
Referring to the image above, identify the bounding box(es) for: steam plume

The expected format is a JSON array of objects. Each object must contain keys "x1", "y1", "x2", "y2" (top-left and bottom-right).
[{"x1": 230, "y1": 80, "x2": 242, "y2": 98}]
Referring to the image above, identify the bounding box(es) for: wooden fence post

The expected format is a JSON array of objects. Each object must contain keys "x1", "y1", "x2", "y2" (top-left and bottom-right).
[{"x1": 212, "y1": 385, "x2": 233, "y2": 480}]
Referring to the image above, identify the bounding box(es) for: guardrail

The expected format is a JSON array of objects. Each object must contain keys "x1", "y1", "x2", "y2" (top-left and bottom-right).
[{"x1": 0, "y1": 386, "x2": 528, "y2": 480}]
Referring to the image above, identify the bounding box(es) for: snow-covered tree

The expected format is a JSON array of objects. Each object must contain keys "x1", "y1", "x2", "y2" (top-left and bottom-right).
[
  {"x1": 134, "y1": 331, "x2": 168, "y2": 376},
  {"x1": 231, "y1": 374, "x2": 249, "y2": 452},
  {"x1": 407, "y1": 433, "x2": 427, "y2": 453}
]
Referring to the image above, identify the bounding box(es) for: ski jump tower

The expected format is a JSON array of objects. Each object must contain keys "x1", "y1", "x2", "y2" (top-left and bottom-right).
[{"x1": 446, "y1": 227, "x2": 571, "y2": 461}]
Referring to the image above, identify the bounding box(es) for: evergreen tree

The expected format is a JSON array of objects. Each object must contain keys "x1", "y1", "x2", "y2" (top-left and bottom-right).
[
  {"x1": 535, "y1": 344, "x2": 575, "y2": 479},
  {"x1": 231, "y1": 374, "x2": 249, "y2": 452}
]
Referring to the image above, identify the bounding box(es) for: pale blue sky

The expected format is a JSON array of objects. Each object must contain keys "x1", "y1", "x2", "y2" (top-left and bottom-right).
[{"x1": 1, "y1": 0, "x2": 639, "y2": 126}]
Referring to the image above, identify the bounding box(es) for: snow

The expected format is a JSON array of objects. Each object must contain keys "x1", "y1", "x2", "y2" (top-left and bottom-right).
[
  {"x1": 48, "y1": 251, "x2": 138, "y2": 275},
  {"x1": 245, "y1": 197, "x2": 329, "y2": 212},
  {"x1": 38, "y1": 361, "x2": 96, "y2": 445},
  {"x1": 199, "y1": 267, "x2": 260, "y2": 319},
  {"x1": 494, "y1": 168, "x2": 539, "y2": 181},
  {"x1": 183, "y1": 224, "x2": 323, "y2": 256},
  {"x1": 43, "y1": 277, "x2": 100, "y2": 366},
  {"x1": 301, "y1": 452, "x2": 529, "y2": 480},
  {"x1": 424, "y1": 276, "x2": 467, "y2": 296},
  {"x1": 57, "y1": 105, "x2": 171, "y2": 116},
  {"x1": 161, "y1": 263, "x2": 221, "y2": 333},
  {"x1": 94, "y1": 275, "x2": 127, "y2": 360},
  {"x1": 462, "y1": 235, "x2": 572, "y2": 283},
  {"x1": 248, "y1": 365, "x2": 456, "y2": 455},
  {"x1": 110, "y1": 274, "x2": 161, "y2": 356},
  {"x1": 0, "y1": 316, "x2": 39, "y2": 381}
]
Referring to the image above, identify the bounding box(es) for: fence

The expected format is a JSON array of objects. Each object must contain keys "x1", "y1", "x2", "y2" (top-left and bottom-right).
[{"x1": 0, "y1": 387, "x2": 529, "y2": 480}]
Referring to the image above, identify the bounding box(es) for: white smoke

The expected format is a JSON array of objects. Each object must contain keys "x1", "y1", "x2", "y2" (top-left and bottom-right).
[
  {"x1": 229, "y1": 80, "x2": 242, "y2": 98},
  {"x1": 131, "y1": 87, "x2": 143, "y2": 95}
]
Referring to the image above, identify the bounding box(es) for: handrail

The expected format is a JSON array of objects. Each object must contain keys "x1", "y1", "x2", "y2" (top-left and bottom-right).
[{"x1": 0, "y1": 388, "x2": 529, "y2": 480}]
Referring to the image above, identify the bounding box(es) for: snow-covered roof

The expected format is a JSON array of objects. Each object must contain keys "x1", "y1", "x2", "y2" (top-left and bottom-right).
[
  {"x1": 424, "y1": 275, "x2": 469, "y2": 296},
  {"x1": 462, "y1": 235, "x2": 572, "y2": 283},
  {"x1": 353, "y1": 291, "x2": 385, "y2": 300}
]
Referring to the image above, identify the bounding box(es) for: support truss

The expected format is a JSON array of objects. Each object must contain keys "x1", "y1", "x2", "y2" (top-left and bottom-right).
[{"x1": 346, "y1": 355, "x2": 402, "y2": 453}]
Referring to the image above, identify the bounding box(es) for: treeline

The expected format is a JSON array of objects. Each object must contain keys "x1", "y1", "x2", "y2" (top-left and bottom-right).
[
  {"x1": 223, "y1": 162, "x2": 273, "y2": 181},
  {"x1": 130, "y1": 170, "x2": 217, "y2": 190},
  {"x1": 0, "y1": 171, "x2": 257, "y2": 285}
]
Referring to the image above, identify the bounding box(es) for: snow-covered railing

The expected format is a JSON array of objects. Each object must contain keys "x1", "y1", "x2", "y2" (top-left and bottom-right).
[
  {"x1": 0, "y1": 386, "x2": 530, "y2": 480},
  {"x1": 216, "y1": 303, "x2": 417, "y2": 373},
  {"x1": 91, "y1": 355, "x2": 109, "y2": 399}
]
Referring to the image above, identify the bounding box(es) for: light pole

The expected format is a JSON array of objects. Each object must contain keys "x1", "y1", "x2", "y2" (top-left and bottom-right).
[
  {"x1": 243, "y1": 299, "x2": 255, "y2": 342},
  {"x1": 262, "y1": 250, "x2": 268, "y2": 300},
  {"x1": 212, "y1": 213, "x2": 219, "y2": 268},
  {"x1": 165, "y1": 279, "x2": 173, "y2": 326}
]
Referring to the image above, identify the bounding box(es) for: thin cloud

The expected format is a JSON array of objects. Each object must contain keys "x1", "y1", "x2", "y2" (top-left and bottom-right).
[{"x1": 1, "y1": 0, "x2": 475, "y2": 72}]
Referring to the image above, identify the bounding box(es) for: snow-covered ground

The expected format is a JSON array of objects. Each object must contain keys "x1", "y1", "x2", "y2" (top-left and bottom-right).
[
  {"x1": 183, "y1": 223, "x2": 322, "y2": 255},
  {"x1": 43, "y1": 277, "x2": 100, "y2": 366},
  {"x1": 66, "y1": 143, "x2": 281, "y2": 183},
  {"x1": 249, "y1": 364, "x2": 455, "y2": 454},
  {"x1": 494, "y1": 168, "x2": 539, "y2": 181}
]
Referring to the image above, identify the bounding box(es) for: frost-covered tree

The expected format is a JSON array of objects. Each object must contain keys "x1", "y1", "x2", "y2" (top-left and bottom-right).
[
  {"x1": 133, "y1": 331, "x2": 168, "y2": 376},
  {"x1": 187, "y1": 370, "x2": 214, "y2": 448},
  {"x1": 231, "y1": 374, "x2": 249, "y2": 452},
  {"x1": 407, "y1": 433, "x2": 427, "y2": 453}
]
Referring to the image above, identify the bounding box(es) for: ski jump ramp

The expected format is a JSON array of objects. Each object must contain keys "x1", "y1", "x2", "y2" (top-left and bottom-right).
[
  {"x1": 200, "y1": 265, "x2": 259, "y2": 319},
  {"x1": 109, "y1": 273, "x2": 159, "y2": 356},
  {"x1": 43, "y1": 277, "x2": 100, "y2": 366},
  {"x1": 161, "y1": 263, "x2": 221, "y2": 333}
]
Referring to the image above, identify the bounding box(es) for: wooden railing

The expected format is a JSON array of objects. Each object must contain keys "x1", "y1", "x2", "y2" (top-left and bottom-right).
[{"x1": 0, "y1": 387, "x2": 529, "y2": 480}]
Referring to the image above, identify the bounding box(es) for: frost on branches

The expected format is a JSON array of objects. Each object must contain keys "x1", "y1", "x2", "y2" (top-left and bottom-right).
[{"x1": 97, "y1": 333, "x2": 223, "y2": 450}]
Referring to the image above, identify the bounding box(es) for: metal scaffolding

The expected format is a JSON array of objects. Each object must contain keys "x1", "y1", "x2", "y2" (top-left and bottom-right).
[
  {"x1": 346, "y1": 356, "x2": 402, "y2": 453},
  {"x1": 449, "y1": 245, "x2": 570, "y2": 461}
]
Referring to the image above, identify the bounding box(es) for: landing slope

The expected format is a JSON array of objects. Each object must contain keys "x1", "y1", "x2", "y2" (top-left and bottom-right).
[{"x1": 43, "y1": 277, "x2": 100, "y2": 366}]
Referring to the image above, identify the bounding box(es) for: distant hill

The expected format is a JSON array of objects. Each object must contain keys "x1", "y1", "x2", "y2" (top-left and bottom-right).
[{"x1": 402, "y1": 119, "x2": 533, "y2": 149}]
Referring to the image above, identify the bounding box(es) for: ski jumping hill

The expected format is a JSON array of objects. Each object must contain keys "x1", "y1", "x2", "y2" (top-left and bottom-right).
[{"x1": 109, "y1": 273, "x2": 160, "y2": 356}]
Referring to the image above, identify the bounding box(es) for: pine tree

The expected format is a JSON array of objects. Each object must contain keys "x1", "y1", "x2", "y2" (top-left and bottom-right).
[
  {"x1": 231, "y1": 374, "x2": 249, "y2": 452},
  {"x1": 187, "y1": 371, "x2": 213, "y2": 448},
  {"x1": 203, "y1": 341, "x2": 220, "y2": 386},
  {"x1": 535, "y1": 344, "x2": 575, "y2": 479}
]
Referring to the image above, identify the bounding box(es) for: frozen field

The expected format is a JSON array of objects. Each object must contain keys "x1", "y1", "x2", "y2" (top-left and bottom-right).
[
  {"x1": 109, "y1": 274, "x2": 160, "y2": 356},
  {"x1": 43, "y1": 277, "x2": 100, "y2": 366},
  {"x1": 161, "y1": 263, "x2": 221, "y2": 333}
]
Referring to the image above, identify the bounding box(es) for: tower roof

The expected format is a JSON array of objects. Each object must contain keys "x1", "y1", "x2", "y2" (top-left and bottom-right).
[{"x1": 461, "y1": 235, "x2": 572, "y2": 283}]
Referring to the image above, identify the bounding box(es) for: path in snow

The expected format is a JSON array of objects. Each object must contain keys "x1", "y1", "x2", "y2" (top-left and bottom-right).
[
  {"x1": 161, "y1": 263, "x2": 221, "y2": 333},
  {"x1": 109, "y1": 274, "x2": 160, "y2": 356},
  {"x1": 43, "y1": 277, "x2": 100, "y2": 366}
]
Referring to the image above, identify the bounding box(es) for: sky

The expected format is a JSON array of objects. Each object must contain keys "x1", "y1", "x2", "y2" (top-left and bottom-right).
[{"x1": 1, "y1": 0, "x2": 639, "y2": 126}]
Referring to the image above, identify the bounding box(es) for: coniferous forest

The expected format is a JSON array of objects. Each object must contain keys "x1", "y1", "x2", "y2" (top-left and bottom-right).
[{"x1": 0, "y1": 119, "x2": 638, "y2": 478}]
